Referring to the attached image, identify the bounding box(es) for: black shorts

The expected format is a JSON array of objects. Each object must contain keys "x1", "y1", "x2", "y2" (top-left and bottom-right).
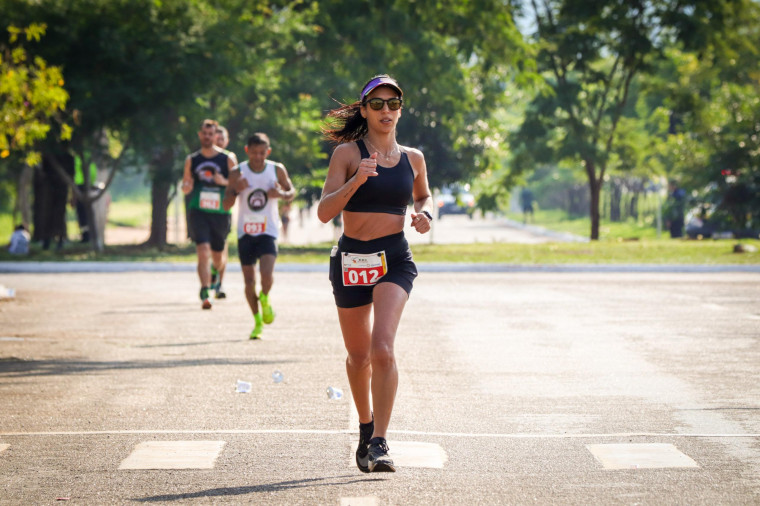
[
  {"x1": 238, "y1": 234, "x2": 278, "y2": 266},
  {"x1": 188, "y1": 208, "x2": 231, "y2": 252},
  {"x1": 329, "y1": 232, "x2": 418, "y2": 309}
]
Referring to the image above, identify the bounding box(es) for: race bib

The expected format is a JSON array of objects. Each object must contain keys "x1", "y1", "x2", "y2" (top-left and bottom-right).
[
  {"x1": 342, "y1": 251, "x2": 387, "y2": 286},
  {"x1": 199, "y1": 190, "x2": 221, "y2": 211},
  {"x1": 243, "y1": 214, "x2": 267, "y2": 235}
]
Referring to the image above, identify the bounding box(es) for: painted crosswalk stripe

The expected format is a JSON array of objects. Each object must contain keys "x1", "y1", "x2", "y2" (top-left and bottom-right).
[
  {"x1": 119, "y1": 441, "x2": 226, "y2": 470},
  {"x1": 350, "y1": 440, "x2": 447, "y2": 469},
  {"x1": 341, "y1": 497, "x2": 378, "y2": 506},
  {"x1": 587, "y1": 443, "x2": 699, "y2": 469}
]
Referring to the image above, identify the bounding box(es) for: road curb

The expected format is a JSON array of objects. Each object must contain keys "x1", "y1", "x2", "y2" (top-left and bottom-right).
[{"x1": 1, "y1": 261, "x2": 759, "y2": 274}]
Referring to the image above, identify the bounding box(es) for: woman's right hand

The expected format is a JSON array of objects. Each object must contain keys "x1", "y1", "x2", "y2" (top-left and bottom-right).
[{"x1": 353, "y1": 152, "x2": 379, "y2": 185}]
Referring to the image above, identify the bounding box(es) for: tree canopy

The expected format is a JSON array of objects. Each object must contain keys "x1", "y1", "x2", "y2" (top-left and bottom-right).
[
  {"x1": 1, "y1": 0, "x2": 758, "y2": 243},
  {"x1": 0, "y1": 23, "x2": 69, "y2": 167}
]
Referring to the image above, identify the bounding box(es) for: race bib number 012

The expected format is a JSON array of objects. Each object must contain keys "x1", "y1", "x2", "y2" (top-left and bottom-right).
[
  {"x1": 243, "y1": 214, "x2": 267, "y2": 235},
  {"x1": 199, "y1": 190, "x2": 221, "y2": 211},
  {"x1": 342, "y1": 251, "x2": 388, "y2": 286}
]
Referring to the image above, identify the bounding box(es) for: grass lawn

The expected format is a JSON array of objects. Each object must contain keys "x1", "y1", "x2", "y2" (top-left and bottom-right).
[
  {"x1": 2, "y1": 200, "x2": 758, "y2": 265},
  {"x1": 504, "y1": 209, "x2": 662, "y2": 240},
  {"x1": 1, "y1": 237, "x2": 758, "y2": 265}
]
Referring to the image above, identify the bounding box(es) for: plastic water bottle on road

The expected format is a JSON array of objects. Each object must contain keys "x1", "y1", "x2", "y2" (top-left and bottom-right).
[{"x1": 236, "y1": 380, "x2": 252, "y2": 393}]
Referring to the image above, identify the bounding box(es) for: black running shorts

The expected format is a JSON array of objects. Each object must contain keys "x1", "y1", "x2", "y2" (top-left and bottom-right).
[
  {"x1": 238, "y1": 234, "x2": 278, "y2": 266},
  {"x1": 329, "y1": 232, "x2": 418, "y2": 308},
  {"x1": 188, "y1": 208, "x2": 231, "y2": 252}
]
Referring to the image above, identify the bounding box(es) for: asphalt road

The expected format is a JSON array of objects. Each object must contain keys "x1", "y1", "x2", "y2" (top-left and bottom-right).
[
  {"x1": 109, "y1": 205, "x2": 583, "y2": 247},
  {"x1": 1, "y1": 269, "x2": 759, "y2": 505}
]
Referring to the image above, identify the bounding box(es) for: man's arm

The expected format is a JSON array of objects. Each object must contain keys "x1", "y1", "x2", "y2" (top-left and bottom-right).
[
  {"x1": 181, "y1": 156, "x2": 193, "y2": 195},
  {"x1": 223, "y1": 169, "x2": 242, "y2": 212},
  {"x1": 272, "y1": 163, "x2": 295, "y2": 202}
]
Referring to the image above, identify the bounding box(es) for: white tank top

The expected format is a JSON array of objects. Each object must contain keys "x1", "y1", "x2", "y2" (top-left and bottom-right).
[{"x1": 236, "y1": 160, "x2": 280, "y2": 239}]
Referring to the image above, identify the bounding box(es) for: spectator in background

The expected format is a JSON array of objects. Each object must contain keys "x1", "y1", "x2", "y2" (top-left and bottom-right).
[
  {"x1": 664, "y1": 180, "x2": 687, "y2": 238},
  {"x1": 279, "y1": 201, "x2": 292, "y2": 243},
  {"x1": 520, "y1": 187, "x2": 535, "y2": 224},
  {"x1": 73, "y1": 152, "x2": 97, "y2": 243},
  {"x1": 8, "y1": 224, "x2": 30, "y2": 255}
]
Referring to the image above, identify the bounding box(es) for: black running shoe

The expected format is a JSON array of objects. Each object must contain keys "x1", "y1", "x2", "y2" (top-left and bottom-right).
[
  {"x1": 355, "y1": 419, "x2": 374, "y2": 473},
  {"x1": 367, "y1": 437, "x2": 395, "y2": 473}
]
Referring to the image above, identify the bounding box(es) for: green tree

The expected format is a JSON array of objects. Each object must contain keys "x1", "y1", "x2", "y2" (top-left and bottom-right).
[
  {"x1": 510, "y1": 0, "x2": 740, "y2": 239},
  {"x1": 0, "y1": 23, "x2": 70, "y2": 225},
  {"x1": 640, "y1": 0, "x2": 760, "y2": 235},
  {"x1": 297, "y1": 0, "x2": 527, "y2": 188},
  {"x1": 0, "y1": 23, "x2": 69, "y2": 166},
  {"x1": 1, "y1": 0, "x2": 317, "y2": 248}
]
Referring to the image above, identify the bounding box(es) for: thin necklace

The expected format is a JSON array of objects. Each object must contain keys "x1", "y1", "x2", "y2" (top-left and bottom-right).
[{"x1": 364, "y1": 137, "x2": 400, "y2": 161}]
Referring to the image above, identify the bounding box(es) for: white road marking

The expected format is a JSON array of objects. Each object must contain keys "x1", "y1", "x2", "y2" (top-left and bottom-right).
[
  {"x1": 360, "y1": 440, "x2": 447, "y2": 468},
  {"x1": 2, "y1": 429, "x2": 758, "y2": 438},
  {"x1": 587, "y1": 443, "x2": 699, "y2": 469},
  {"x1": 341, "y1": 497, "x2": 378, "y2": 506},
  {"x1": 118, "y1": 440, "x2": 226, "y2": 470}
]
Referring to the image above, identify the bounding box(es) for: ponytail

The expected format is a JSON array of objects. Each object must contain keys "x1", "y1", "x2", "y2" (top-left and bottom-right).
[{"x1": 322, "y1": 101, "x2": 367, "y2": 144}]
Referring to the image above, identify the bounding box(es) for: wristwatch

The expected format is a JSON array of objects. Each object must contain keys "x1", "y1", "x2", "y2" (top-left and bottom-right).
[{"x1": 421, "y1": 210, "x2": 433, "y2": 221}]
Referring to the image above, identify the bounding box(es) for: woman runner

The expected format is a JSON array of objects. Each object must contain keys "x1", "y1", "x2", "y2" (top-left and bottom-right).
[{"x1": 318, "y1": 75, "x2": 434, "y2": 472}]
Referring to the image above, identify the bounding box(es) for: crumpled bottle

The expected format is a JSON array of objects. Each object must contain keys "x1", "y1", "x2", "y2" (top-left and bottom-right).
[
  {"x1": 271, "y1": 370, "x2": 284, "y2": 383},
  {"x1": 326, "y1": 386, "x2": 343, "y2": 400},
  {"x1": 236, "y1": 379, "x2": 252, "y2": 393}
]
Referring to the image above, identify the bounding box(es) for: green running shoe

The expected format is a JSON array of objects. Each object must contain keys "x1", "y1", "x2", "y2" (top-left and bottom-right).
[
  {"x1": 249, "y1": 320, "x2": 263, "y2": 340},
  {"x1": 260, "y1": 292, "x2": 275, "y2": 324},
  {"x1": 200, "y1": 287, "x2": 212, "y2": 310},
  {"x1": 210, "y1": 265, "x2": 218, "y2": 286}
]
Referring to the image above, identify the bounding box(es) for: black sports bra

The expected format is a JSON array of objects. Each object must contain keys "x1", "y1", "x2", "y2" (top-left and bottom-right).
[{"x1": 343, "y1": 140, "x2": 414, "y2": 215}]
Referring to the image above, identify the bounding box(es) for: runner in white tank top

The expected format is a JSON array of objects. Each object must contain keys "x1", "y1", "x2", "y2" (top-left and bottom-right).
[
  {"x1": 222, "y1": 133, "x2": 295, "y2": 340},
  {"x1": 236, "y1": 160, "x2": 281, "y2": 240}
]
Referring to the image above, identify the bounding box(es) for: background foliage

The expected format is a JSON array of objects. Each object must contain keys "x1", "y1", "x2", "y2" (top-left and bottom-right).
[{"x1": 1, "y1": 0, "x2": 758, "y2": 245}]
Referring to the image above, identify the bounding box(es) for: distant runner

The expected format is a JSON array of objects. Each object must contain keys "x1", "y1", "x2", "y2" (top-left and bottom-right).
[
  {"x1": 181, "y1": 119, "x2": 235, "y2": 310},
  {"x1": 208, "y1": 124, "x2": 239, "y2": 299},
  {"x1": 223, "y1": 133, "x2": 295, "y2": 339}
]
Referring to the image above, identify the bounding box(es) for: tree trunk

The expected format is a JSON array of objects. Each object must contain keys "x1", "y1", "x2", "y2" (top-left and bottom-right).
[
  {"x1": 146, "y1": 147, "x2": 175, "y2": 247},
  {"x1": 609, "y1": 180, "x2": 622, "y2": 222},
  {"x1": 17, "y1": 165, "x2": 34, "y2": 227},
  {"x1": 629, "y1": 192, "x2": 639, "y2": 220},
  {"x1": 586, "y1": 159, "x2": 601, "y2": 240},
  {"x1": 148, "y1": 180, "x2": 170, "y2": 247}
]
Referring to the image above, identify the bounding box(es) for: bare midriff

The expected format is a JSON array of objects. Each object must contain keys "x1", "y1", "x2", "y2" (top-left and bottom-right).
[{"x1": 342, "y1": 211, "x2": 405, "y2": 241}]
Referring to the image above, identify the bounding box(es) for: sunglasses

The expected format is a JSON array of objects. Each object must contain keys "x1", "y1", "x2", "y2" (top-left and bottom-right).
[{"x1": 363, "y1": 97, "x2": 403, "y2": 111}]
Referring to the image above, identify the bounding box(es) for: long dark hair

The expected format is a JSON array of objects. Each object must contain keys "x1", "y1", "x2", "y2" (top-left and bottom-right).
[
  {"x1": 322, "y1": 74, "x2": 401, "y2": 145},
  {"x1": 321, "y1": 100, "x2": 367, "y2": 145}
]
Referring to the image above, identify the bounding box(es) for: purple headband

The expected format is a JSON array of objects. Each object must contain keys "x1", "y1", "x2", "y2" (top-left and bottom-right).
[{"x1": 360, "y1": 77, "x2": 403, "y2": 101}]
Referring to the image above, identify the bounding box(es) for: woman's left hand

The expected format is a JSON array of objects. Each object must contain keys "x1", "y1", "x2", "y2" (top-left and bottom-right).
[{"x1": 410, "y1": 212, "x2": 431, "y2": 234}]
